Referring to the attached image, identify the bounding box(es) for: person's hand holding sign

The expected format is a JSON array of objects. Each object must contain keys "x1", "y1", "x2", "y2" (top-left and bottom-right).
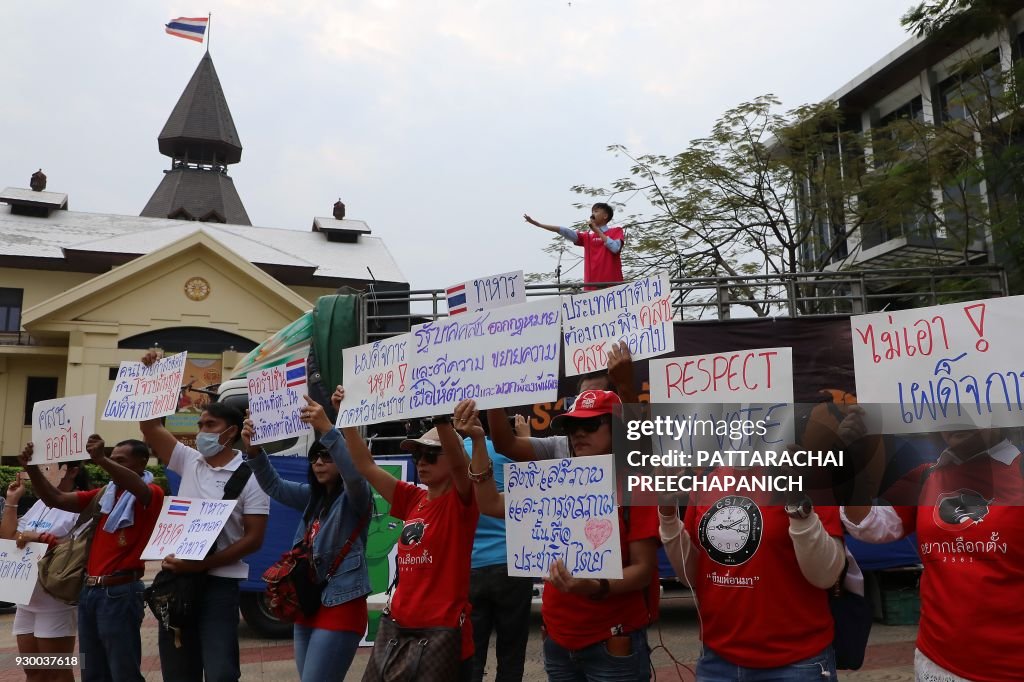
[
  {"x1": 299, "y1": 395, "x2": 333, "y2": 435},
  {"x1": 547, "y1": 559, "x2": 600, "y2": 597},
  {"x1": 241, "y1": 410, "x2": 260, "y2": 457}
]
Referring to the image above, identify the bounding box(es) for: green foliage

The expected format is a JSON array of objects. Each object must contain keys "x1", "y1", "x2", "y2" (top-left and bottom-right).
[
  {"x1": 0, "y1": 464, "x2": 170, "y2": 497},
  {"x1": 901, "y1": 0, "x2": 1017, "y2": 39}
]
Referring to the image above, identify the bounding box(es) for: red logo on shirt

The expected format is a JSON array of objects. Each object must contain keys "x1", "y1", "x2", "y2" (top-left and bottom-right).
[{"x1": 932, "y1": 489, "x2": 993, "y2": 531}]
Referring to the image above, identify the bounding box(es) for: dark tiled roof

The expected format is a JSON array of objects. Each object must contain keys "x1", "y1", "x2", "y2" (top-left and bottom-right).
[
  {"x1": 140, "y1": 168, "x2": 251, "y2": 225},
  {"x1": 157, "y1": 53, "x2": 243, "y2": 165}
]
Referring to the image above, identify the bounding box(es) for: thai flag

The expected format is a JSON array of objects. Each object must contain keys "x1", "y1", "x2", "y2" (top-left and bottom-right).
[
  {"x1": 165, "y1": 17, "x2": 208, "y2": 43},
  {"x1": 168, "y1": 499, "x2": 191, "y2": 517},
  {"x1": 286, "y1": 358, "x2": 307, "y2": 388},
  {"x1": 447, "y1": 284, "x2": 467, "y2": 315}
]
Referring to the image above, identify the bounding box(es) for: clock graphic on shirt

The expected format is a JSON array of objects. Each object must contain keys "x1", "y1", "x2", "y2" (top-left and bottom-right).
[{"x1": 698, "y1": 496, "x2": 763, "y2": 566}]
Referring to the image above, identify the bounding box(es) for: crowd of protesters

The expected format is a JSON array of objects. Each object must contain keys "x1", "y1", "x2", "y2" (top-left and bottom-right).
[{"x1": 2, "y1": 332, "x2": 1023, "y2": 682}]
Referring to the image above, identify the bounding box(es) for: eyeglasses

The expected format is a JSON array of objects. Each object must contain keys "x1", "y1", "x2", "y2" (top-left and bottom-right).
[
  {"x1": 411, "y1": 447, "x2": 442, "y2": 465},
  {"x1": 564, "y1": 415, "x2": 611, "y2": 435}
]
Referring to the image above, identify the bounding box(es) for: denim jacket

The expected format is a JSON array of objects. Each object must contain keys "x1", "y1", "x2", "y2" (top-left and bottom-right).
[{"x1": 248, "y1": 428, "x2": 372, "y2": 606}]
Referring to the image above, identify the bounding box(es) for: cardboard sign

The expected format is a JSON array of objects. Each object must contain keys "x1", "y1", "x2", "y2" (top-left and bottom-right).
[
  {"x1": 140, "y1": 497, "x2": 237, "y2": 561},
  {"x1": 30, "y1": 394, "x2": 96, "y2": 464},
  {"x1": 103, "y1": 352, "x2": 188, "y2": 421},
  {"x1": 247, "y1": 359, "x2": 314, "y2": 445},
  {"x1": 338, "y1": 335, "x2": 412, "y2": 428},
  {"x1": 407, "y1": 296, "x2": 562, "y2": 415},
  {"x1": 339, "y1": 298, "x2": 562, "y2": 426},
  {"x1": 504, "y1": 454, "x2": 623, "y2": 579},
  {"x1": 561, "y1": 272, "x2": 675, "y2": 377},
  {"x1": 851, "y1": 295, "x2": 1024, "y2": 433},
  {"x1": 0, "y1": 540, "x2": 48, "y2": 605},
  {"x1": 446, "y1": 270, "x2": 526, "y2": 315},
  {"x1": 649, "y1": 347, "x2": 795, "y2": 454}
]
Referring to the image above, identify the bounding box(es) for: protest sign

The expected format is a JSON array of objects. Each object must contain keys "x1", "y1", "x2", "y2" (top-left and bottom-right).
[
  {"x1": 446, "y1": 270, "x2": 526, "y2": 315},
  {"x1": 648, "y1": 348, "x2": 795, "y2": 454},
  {"x1": 337, "y1": 334, "x2": 412, "y2": 428},
  {"x1": 0, "y1": 540, "x2": 48, "y2": 605},
  {"x1": 103, "y1": 352, "x2": 187, "y2": 421},
  {"x1": 561, "y1": 272, "x2": 675, "y2": 376},
  {"x1": 407, "y1": 296, "x2": 562, "y2": 415},
  {"x1": 504, "y1": 454, "x2": 623, "y2": 579},
  {"x1": 851, "y1": 295, "x2": 1024, "y2": 433},
  {"x1": 30, "y1": 394, "x2": 96, "y2": 464},
  {"x1": 140, "y1": 497, "x2": 237, "y2": 561},
  {"x1": 247, "y1": 358, "x2": 313, "y2": 445}
]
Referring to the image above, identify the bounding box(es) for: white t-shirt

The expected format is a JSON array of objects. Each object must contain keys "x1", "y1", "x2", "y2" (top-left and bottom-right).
[
  {"x1": 17, "y1": 500, "x2": 79, "y2": 613},
  {"x1": 168, "y1": 443, "x2": 270, "y2": 579}
]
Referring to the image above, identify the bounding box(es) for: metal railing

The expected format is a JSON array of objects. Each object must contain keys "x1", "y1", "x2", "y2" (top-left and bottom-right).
[
  {"x1": 359, "y1": 265, "x2": 1008, "y2": 343},
  {"x1": 0, "y1": 331, "x2": 40, "y2": 346}
]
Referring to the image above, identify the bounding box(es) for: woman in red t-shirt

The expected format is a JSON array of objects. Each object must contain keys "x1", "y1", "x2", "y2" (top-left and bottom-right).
[
  {"x1": 242, "y1": 395, "x2": 371, "y2": 682},
  {"x1": 462, "y1": 391, "x2": 660, "y2": 681},
  {"x1": 334, "y1": 386, "x2": 479, "y2": 682}
]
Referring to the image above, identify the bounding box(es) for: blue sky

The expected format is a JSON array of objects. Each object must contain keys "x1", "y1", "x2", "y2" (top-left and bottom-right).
[{"x1": 0, "y1": 1, "x2": 912, "y2": 289}]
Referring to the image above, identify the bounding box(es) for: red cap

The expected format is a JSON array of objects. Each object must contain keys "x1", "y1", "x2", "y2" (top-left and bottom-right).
[{"x1": 551, "y1": 390, "x2": 621, "y2": 433}]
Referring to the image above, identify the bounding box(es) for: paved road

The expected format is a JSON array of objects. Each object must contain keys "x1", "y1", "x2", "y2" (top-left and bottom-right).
[{"x1": 0, "y1": 586, "x2": 918, "y2": 680}]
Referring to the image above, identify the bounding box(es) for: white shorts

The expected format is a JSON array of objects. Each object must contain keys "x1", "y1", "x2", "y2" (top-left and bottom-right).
[{"x1": 12, "y1": 606, "x2": 77, "y2": 639}]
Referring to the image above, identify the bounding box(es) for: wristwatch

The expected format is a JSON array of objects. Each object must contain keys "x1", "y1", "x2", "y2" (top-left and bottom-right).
[{"x1": 784, "y1": 495, "x2": 813, "y2": 520}]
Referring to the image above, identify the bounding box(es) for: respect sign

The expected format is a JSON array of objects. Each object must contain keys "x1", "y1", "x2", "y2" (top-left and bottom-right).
[
  {"x1": 140, "y1": 497, "x2": 237, "y2": 561},
  {"x1": 247, "y1": 359, "x2": 313, "y2": 445},
  {"x1": 851, "y1": 295, "x2": 1024, "y2": 433},
  {"x1": 103, "y1": 352, "x2": 187, "y2": 421},
  {"x1": 30, "y1": 394, "x2": 96, "y2": 464},
  {"x1": 561, "y1": 272, "x2": 674, "y2": 377},
  {"x1": 504, "y1": 454, "x2": 623, "y2": 579}
]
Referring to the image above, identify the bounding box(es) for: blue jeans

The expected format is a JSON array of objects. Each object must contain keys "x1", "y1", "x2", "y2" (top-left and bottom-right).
[
  {"x1": 293, "y1": 625, "x2": 362, "y2": 682},
  {"x1": 543, "y1": 629, "x2": 651, "y2": 682},
  {"x1": 157, "y1": 576, "x2": 241, "y2": 682},
  {"x1": 696, "y1": 646, "x2": 837, "y2": 681},
  {"x1": 78, "y1": 581, "x2": 146, "y2": 682}
]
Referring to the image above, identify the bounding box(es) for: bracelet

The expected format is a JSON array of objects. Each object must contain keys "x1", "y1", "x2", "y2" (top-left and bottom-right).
[
  {"x1": 468, "y1": 459, "x2": 494, "y2": 483},
  {"x1": 589, "y1": 578, "x2": 610, "y2": 601}
]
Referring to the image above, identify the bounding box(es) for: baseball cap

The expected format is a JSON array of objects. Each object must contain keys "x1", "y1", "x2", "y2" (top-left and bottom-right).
[{"x1": 551, "y1": 390, "x2": 622, "y2": 433}]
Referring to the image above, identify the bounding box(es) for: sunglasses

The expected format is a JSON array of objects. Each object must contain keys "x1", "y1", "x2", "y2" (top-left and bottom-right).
[
  {"x1": 308, "y1": 449, "x2": 332, "y2": 464},
  {"x1": 411, "y1": 447, "x2": 442, "y2": 465},
  {"x1": 564, "y1": 415, "x2": 611, "y2": 435}
]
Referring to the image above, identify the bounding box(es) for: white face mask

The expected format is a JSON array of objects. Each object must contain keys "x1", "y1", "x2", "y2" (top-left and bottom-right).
[{"x1": 196, "y1": 429, "x2": 228, "y2": 458}]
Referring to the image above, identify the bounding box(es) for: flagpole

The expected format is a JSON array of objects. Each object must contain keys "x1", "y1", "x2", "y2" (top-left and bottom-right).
[{"x1": 206, "y1": 12, "x2": 212, "y2": 53}]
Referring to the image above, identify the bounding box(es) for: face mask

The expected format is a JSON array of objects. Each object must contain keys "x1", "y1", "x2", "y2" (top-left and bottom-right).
[{"x1": 196, "y1": 430, "x2": 228, "y2": 458}]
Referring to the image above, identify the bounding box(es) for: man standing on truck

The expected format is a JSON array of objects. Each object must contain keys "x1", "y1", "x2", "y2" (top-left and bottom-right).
[
  {"x1": 138, "y1": 351, "x2": 270, "y2": 682},
  {"x1": 524, "y1": 202, "x2": 625, "y2": 290}
]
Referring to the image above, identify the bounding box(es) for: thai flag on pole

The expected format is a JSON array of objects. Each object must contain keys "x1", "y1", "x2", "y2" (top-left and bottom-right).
[
  {"x1": 286, "y1": 358, "x2": 307, "y2": 388},
  {"x1": 447, "y1": 284, "x2": 468, "y2": 315},
  {"x1": 165, "y1": 17, "x2": 208, "y2": 43},
  {"x1": 168, "y1": 499, "x2": 192, "y2": 517}
]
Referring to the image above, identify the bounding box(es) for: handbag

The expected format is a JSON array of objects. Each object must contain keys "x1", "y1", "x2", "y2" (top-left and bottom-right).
[
  {"x1": 361, "y1": 576, "x2": 463, "y2": 682},
  {"x1": 145, "y1": 463, "x2": 252, "y2": 644},
  {"x1": 37, "y1": 486, "x2": 107, "y2": 604},
  {"x1": 829, "y1": 564, "x2": 873, "y2": 670},
  {"x1": 263, "y1": 498, "x2": 371, "y2": 622},
  {"x1": 362, "y1": 613, "x2": 462, "y2": 682}
]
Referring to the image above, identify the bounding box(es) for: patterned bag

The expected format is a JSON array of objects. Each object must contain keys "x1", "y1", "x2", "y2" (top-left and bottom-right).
[
  {"x1": 361, "y1": 612, "x2": 462, "y2": 682},
  {"x1": 261, "y1": 547, "x2": 312, "y2": 622}
]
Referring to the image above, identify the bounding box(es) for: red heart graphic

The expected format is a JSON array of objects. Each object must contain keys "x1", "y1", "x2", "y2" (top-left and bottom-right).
[{"x1": 584, "y1": 518, "x2": 613, "y2": 549}]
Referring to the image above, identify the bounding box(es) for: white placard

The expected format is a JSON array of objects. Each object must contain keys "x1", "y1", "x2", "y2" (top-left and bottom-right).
[
  {"x1": 30, "y1": 394, "x2": 96, "y2": 464},
  {"x1": 0, "y1": 540, "x2": 48, "y2": 605},
  {"x1": 140, "y1": 497, "x2": 237, "y2": 561},
  {"x1": 337, "y1": 335, "x2": 412, "y2": 428},
  {"x1": 504, "y1": 454, "x2": 623, "y2": 579},
  {"x1": 649, "y1": 348, "x2": 795, "y2": 454},
  {"x1": 851, "y1": 296, "x2": 1024, "y2": 433},
  {"x1": 561, "y1": 272, "x2": 675, "y2": 377},
  {"x1": 103, "y1": 352, "x2": 187, "y2": 421},
  {"x1": 407, "y1": 297, "x2": 561, "y2": 415},
  {"x1": 247, "y1": 359, "x2": 314, "y2": 445},
  {"x1": 446, "y1": 270, "x2": 526, "y2": 315},
  {"x1": 649, "y1": 347, "x2": 794, "y2": 403}
]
